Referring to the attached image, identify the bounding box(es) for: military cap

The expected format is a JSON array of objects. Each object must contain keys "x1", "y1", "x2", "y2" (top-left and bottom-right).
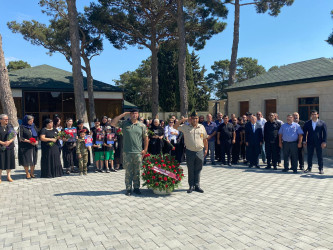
[{"x1": 190, "y1": 110, "x2": 199, "y2": 117}]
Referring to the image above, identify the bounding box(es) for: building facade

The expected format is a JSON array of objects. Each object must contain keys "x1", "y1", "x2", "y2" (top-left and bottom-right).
[
  {"x1": 226, "y1": 58, "x2": 333, "y2": 156},
  {"x1": 0, "y1": 65, "x2": 123, "y2": 128}
]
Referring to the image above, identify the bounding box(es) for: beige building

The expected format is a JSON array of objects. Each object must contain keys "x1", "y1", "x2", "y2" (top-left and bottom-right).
[{"x1": 226, "y1": 58, "x2": 333, "y2": 156}]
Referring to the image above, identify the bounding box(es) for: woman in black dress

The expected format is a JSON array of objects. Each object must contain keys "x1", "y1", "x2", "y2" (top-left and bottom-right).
[
  {"x1": 0, "y1": 114, "x2": 16, "y2": 183},
  {"x1": 62, "y1": 118, "x2": 77, "y2": 174},
  {"x1": 18, "y1": 115, "x2": 38, "y2": 179},
  {"x1": 148, "y1": 119, "x2": 164, "y2": 155},
  {"x1": 40, "y1": 119, "x2": 63, "y2": 178}
]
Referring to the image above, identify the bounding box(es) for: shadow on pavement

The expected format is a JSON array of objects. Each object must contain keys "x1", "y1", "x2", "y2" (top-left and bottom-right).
[
  {"x1": 300, "y1": 174, "x2": 333, "y2": 179},
  {"x1": 54, "y1": 191, "x2": 125, "y2": 196}
]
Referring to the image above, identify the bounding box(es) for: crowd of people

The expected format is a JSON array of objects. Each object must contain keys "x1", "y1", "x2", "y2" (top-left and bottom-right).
[{"x1": 0, "y1": 108, "x2": 328, "y2": 194}]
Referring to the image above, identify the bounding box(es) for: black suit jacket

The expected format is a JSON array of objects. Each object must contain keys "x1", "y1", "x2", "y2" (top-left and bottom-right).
[
  {"x1": 245, "y1": 122, "x2": 263, "y2": 146},
  {"x1": 302, "y1": 120, "x2": 327, "y2": 145}
]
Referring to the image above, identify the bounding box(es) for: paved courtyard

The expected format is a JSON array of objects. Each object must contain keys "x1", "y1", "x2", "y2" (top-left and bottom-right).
[{"x1": 1, "y1": 155, "x2": 333, "y2": 250}]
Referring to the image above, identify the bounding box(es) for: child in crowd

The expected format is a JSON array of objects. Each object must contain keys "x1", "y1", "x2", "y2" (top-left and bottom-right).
[
  {"x1": 76, "y1": 129, "x2": 90, "y2": 176},
  {"x1": 103, "y1": 126, "x2": 117, "y2": 172}
]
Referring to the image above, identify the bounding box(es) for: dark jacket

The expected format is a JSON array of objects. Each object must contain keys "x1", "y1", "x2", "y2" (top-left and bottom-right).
[
  {"x1": 264, "y1": 121, "x2": 281, "y2": 144},
  {"x1": 302, "y1": 120, "x2": 327, "y2": 145},
  {"x1": 245, "y1": 122, "x2": 263, "y2": 146}
]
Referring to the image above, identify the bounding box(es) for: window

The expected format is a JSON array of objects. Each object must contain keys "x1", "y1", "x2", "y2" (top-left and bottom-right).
[
  {"x1": 40, "y1": 92, "x2": 62, "y2": 112},
  {"x1": 265, "y1": 99, "x2": 276, "y2": 119},
  {"x1": 239, "y1": 101, "x2": 249, "y2": 116},
  {"x1": 298, "y1": 97, "x2": 319, "y2": 121},
  {"x1": 24, "y1": 92, "x2": 39, "y2": 112}
]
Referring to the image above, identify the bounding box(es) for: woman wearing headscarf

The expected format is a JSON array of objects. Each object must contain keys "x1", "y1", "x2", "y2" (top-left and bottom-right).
[
  {"x1": 148, "y1": 119, "x2": 164, "y2": 155},
  {"x1": 18, "y1": 115, "x2": 38, "y2": 179},
  {"x1": 0, "y1": 114, "x2": 15, "y2": 183},
  {"x1": 40, "y1": 119, "x2": 62, "y2": 178}
]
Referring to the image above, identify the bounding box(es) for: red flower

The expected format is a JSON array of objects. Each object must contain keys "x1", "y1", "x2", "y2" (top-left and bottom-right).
[
  {"x1": 152, "y1": 176, "x2": 156, "y2": 179},
  {"x1": 173, "y1": 170, "x2": 177, "y2": 173},
  {"x1": 153, "y1": 170, "x2": 156, "y2": 173},
  {"x1": 176, "y1": 174, "x2": 180, "y2": 177},
  {"x1": 162, "y1": 164, "x2": 166, "y2": 167},
  {"x1": 147, "y1": 171, "x2": 150, "y2": 174},
  {"x1": 155, "y1": 182, "x2": 159, "y2": 186},
  {"x1": 147, "y1": 180, "x2": 150, "y2": 183},
  {"x1": 142, "y1": 173, "x2": 145, "y2": 176},
  {"x1": 163, "y1": 177, "x2": 167, "y2": 181},
  {"x1": 172, "y1": 181, "x2": 175, "y2": 184},
  {"x1": 155, "y1": 162, "x2": 158, "y2": 164},
  {"x1": 161, "y1": 160, "x2": 164, "y2": 163},
  {"x1": 172, "y1": 165, "x2": 175, "y2": 168},
  {"x1": 143, "y1": 165, "x2": 146, "y2": 168},
  {"x1": 29, "y1": 137, "x2": 37, "y2": 143},
  {"x1": 168, "y1": 166, "x2": 172, "y2": 169},
  {"x1": 165, "y1": 184, "x2": 168, "y2": 188},
  {"x1": 158, "y1": 177, "x2": 162, "y2": 180},
  {"x1": 179, "y1": 178, "x2": 182, "y2": 181},
  {"x1": 181, "y1": 174, "x2": 184, "y2": 176},
  {"x1": 158, "y1": 164, "x2": 161, "y2": 167}
]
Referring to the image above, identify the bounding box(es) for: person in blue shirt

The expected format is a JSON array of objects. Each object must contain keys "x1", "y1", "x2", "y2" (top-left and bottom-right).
[
  {"x1": 278, "y1": 114, "x2": 303, "y2": 173},
  {"x1": 203, "y1": 114, "x2": 217, "y2": 165}
]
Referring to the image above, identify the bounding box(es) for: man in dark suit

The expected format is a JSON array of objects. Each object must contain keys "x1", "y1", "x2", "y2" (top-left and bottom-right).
[
  {"x1": 217, "y1": 115, "x2": 235, "y2": 166},
  {"x1": 303, "y1": 110, "x2": 327, "y2": 174},
  {"x1": 264, "y1": 113, "x2": 281, "y2": 170},
  {"x1": 245, "y1": 115, "x2": 263, "y2": 168}
]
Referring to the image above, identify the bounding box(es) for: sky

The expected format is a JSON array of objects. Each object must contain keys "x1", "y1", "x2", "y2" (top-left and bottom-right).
[{"x1": 0, "y1": 0, "x2": 333, "y2": 87}]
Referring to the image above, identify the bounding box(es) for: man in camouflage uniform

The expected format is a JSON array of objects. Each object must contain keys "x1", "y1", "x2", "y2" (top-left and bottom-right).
[
  {"x1": 76, "y1": 129, "x2": 90, "y2": 176},
  {"x1": 111, "y1": 109, "x2": 148, "y2": 196}
]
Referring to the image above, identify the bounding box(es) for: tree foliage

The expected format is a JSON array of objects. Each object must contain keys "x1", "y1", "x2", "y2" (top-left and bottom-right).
[
  {"x1": 7, "y1": 60, "x2": 31, "y2": 71},
  {"x1": 114, "y1": 59, "x2": 152, "y2": 112},
  {"x1": 191, "y1": 51, "x2": 210, "y2": 111},
  {"x1": 207, "y1": 57, "x2": 266, "y2": 99}
]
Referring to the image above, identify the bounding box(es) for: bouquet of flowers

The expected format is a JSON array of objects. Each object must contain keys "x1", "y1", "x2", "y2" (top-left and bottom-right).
[
  {"x1": 141, "y1": 153, "x2": 184, "y2": 192},
  {"x1": 116, "y1": 128, "x2": 123, "y2": 136},
  {"x1": 58, "y1": 131, "x2": 71, "y2": 140},
  {"x1": 29, "y1": 137, "x2": 37, "y2": 144},
  {"x1": 147, "y1": 130, "x2": 175, "y2": 151},
  {"x1": 1, "y1": 129, "x2": 17, "y2": 151}
]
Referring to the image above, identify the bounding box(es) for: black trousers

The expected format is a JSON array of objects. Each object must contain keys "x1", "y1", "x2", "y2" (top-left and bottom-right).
[
  {"x1": 298, "y1": 145, "x2": 304, "y2": 169},
  {"x1": 186, "y1": 149, "x2": 204, "y2": 187},
  {"x1": 232, "y1": 142, "x2": 240, "y2": 163},
  {"x1": 221, "y1": 140, "x2": 232, "y2": 164},
  {"x1": 265, "y1": 142, "x2": 279, "y2": 167},
  {"x1": 282, "y1": 141, "x2": 298, "y2": 171},
  {"x1": 246, "y1": 144, "x2": 260, "y2": 166},
  {"x1": 240, "y1": 143, "x2": 246, "y2": 160},
  {"x1": 215, "y1": 141, "x2": 221, "y2": 161},
  {"x1": 307, "y1": 143, "x2": 323, "y2": 170}
]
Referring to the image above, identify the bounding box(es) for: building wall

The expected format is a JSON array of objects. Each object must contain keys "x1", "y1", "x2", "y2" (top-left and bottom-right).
[{"x1": 227, "y1": 80, "x2": 333, "y2": 156}]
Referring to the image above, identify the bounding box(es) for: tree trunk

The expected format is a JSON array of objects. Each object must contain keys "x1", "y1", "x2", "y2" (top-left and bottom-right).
[
  {"x1": 177, "y1": 0, "x2": 188, "y2": 117},
  {"x1": 228, "y1": 0, "x2": 240, "y2": 86},
  {"x1": 82, "y1": 56, "x2": 96, "y2": 124},
  {"x1": 66, "y1": 0, "x2": 88, "y2": 126},
  {"x1": 150, "y1": 33, "x2": 159, "y2": 119},
  {"x1": 0, "y1": 34, "x2": 19, "y2": 128}
]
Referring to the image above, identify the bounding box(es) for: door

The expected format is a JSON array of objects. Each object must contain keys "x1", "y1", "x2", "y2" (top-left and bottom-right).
[
  {"x1": 265, "y1": 99, "x2": 276, "y2": 119},
  {"x1": 239, "y1": 101, "x2": 249, "y2": 116}
]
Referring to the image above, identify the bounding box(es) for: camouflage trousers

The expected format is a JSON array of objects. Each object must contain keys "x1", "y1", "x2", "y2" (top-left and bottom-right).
[
  {"x1": 78, "y1": 154, "x2": 88, "y2": 173},
  {"x1": 123, "y1": 153, "x2": 142, "y2": 190}
]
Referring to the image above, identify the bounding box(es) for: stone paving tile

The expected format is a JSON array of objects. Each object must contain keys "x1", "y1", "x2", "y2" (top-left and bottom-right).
[{"x1": 0, "y1": 156, "x2": 333, "y2": 249}]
